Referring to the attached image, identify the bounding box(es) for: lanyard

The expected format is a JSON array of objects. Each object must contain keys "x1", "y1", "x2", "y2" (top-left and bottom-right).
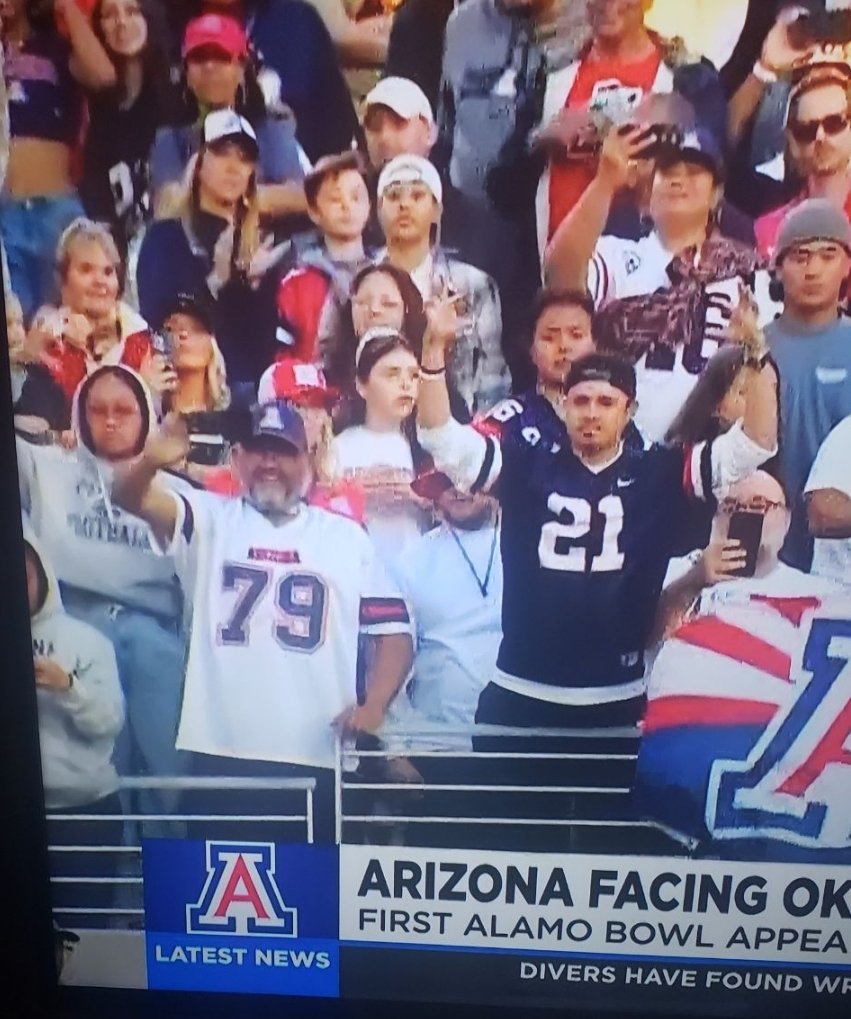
[{"x1": 448, "y1": 520, "x2": 499, "y2": 599}]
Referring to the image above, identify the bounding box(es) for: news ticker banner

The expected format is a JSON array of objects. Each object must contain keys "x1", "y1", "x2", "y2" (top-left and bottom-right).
[
  {"x1": 338, "y1": 844, "x2": 851, "y2": 1009},
  {"x1": 141, "y1": 840, "x2": 851, "y2": 1010}
]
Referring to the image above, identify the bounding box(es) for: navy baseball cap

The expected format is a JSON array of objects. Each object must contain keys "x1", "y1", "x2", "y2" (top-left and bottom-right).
[
  {"x1": 162, "y1": 292, "x2": 215, "y2": 334},
  {"x1": 657, "y1": 127, "x2": 724, "y2": 181},
  {"x1": 247, "y1": 401, "x2": 308, "y2": 453},
  {"x1": 564, "y1": 353, "x2": 637, "y2": 402}
]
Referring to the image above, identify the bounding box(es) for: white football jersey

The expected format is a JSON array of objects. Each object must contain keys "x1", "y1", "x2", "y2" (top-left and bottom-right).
[{"x1": 169, "y1": 491, "x2": 411, "y2": 768}]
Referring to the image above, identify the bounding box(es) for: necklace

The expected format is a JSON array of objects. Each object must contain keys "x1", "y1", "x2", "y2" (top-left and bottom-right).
[{"x1": 447, "y1": 518, "x2": 499, "y2": 599}]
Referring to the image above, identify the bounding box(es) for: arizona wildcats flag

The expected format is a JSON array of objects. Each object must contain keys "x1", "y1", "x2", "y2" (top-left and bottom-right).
[{"x1": 635, "y1": 586, "x2": 851, "y2": 862}]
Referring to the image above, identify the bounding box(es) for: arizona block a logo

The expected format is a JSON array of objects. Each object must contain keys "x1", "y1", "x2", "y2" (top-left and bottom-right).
[
  {"x1": 709, "y1": 615, "x2": 851, "y2": 848},
  {"x1": 187, "y1": 842, "x2": 297, "y2": 937}
]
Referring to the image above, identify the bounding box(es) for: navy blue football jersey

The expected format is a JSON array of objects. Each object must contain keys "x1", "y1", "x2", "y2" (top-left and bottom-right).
[{"x1": 478, "y1": 392, "x2": 713, "y2": 691}]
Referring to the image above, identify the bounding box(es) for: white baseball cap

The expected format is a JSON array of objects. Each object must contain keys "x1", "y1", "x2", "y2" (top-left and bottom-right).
[
  {"x1": 377, "y1": 155, "x2": 443, "y2": 205},
  {"x1": 365, "y1": 76, "x2": 434, "y2": 126},
  {"x1": 203, "y1": 108, "x2": 259, "y2": 157}
]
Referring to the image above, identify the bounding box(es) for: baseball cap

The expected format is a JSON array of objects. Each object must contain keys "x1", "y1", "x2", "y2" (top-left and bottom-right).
[
  {"x1": 563, "y1": 353, "x2": 637, "y2": 402},
  {"x1": 365, "y1": 77, "x2": 435, "y2": 126},
  {"x1": 183, "y1": 13, "x2": 248, "y2": 60},
  {"x1": 203, "y1": 109, "x2": 259, "y2": 159},
  {"x1": 377, "y1": 154, "x2": 443, "y2": 205},
  {"x1": 248, "y1": 400, "x2": 308, "y2": 453},
  {"x1": 162, "y1": 292, "x2": 214, "y2": 334},
  {"x1": 257, "y1": 360, "x2": 337, "y2": 409},
  {"x1": 657, "y1": 127, "x2": 724, "y2": 180},
  {"x1": 775, "y1": 197, "x2": 851, "y2": 264}
]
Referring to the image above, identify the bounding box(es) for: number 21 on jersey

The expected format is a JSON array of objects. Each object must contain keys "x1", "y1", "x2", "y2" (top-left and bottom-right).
[
  {"x1": 538, "y1": 494, "x2": 625, "y2": 573},
  {"x1": 216, "y1": 563, "x2": 328, "y2": 652}
]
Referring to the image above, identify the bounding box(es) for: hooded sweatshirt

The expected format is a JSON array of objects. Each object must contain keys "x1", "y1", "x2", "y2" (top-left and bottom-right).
[
  {"x1": 26, "y1": 526, "x2": 125, "y2": 810},
  {"x1": 17, "y1": 365, "x2": 182, "y2": 620}
]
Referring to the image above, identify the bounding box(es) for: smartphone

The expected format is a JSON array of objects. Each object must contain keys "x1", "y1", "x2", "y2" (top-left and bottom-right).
[
  {"x1": 727, "y1": 510, "x2": 764, "y2": 579},
  {"x1": 150, "y1": 329, "x2": 175, "y2": 371},
  {"x1": 183, "y1": 412, "x2": 228, "y2": 467}
]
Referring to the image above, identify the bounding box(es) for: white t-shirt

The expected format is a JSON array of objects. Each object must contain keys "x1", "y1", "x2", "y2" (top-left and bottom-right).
[
  {"x1": 332, "y1": 426, "x2": 422, "y2": 563},
  {"x1": 805, "y1": 416, "x2": 851, "y2": 585},
  {"x1": 169, "y1": 492, "x2": 410, "y2": 769},
  {"x1": 588, "y1": 231, "x2": 779, "y2": 443}
]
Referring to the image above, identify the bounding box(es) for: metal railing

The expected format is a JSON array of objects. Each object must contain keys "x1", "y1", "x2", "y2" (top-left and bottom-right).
[
  {"x1": 48, "y1": 725, "x2": 691, "y2": 927},
  {"x1": 336, "y1": 724, "x2": 691, "y2": 853},
  {"x1": 48, "y1": 775, "x2": 316, "y2": 924}
]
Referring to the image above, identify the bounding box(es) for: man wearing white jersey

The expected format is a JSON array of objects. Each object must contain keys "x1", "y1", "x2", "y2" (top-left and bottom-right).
[{"x1": 114, "y1": 400, "x2": 413, "y2": 843}]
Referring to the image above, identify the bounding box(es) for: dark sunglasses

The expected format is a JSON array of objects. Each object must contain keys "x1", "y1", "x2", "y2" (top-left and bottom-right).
[{"x1": 789, "y1": 113, "x2": 849, "y2": 144}]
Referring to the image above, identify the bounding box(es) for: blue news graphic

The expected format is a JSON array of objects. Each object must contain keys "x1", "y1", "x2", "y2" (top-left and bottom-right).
[{"x1": 143, "y1": 840, "x2": 339, "y2": 996}]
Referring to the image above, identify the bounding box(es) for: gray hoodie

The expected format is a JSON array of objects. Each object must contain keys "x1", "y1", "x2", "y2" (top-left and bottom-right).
[
  {"x1": 17, "y1": 365, "x2": 182, "y2": 620},
  {"x1": 27, "y1": 527, "x2": 125, "y2": 810}
]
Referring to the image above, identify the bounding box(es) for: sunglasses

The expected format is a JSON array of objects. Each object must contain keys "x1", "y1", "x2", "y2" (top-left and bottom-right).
[{"x1": 789, "y1": 113, "x2": 849, "y2": 144}]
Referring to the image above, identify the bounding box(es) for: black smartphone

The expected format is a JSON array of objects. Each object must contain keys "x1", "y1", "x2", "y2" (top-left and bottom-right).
[
  {"x1": 183, "y1": 411, "x2": 228, "y2": 466},
  {"x1": 727, "y1": 510, "x2": 764, "y2": 578}
]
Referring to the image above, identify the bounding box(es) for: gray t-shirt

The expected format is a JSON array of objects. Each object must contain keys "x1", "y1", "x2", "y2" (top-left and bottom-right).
[{"x1": 766, "y1": 313, "x2": 851, "y2": 567}]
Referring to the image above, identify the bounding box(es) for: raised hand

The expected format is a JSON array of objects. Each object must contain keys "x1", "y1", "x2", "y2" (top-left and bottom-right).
[
  {"x1": 424, "y1": 282, "x2": 467, "y2": 352},
  {"x1": 726, "y1": 281, "x2": 767, "y2": 359},
  {"x1": 596, "y1": 121, "x2": 654, "y2": 192},
  {"x1": 698, "y1": 538, "x2": 748, "y2": 586},
  {"x1": 761, "y1": 6, "x2": 816, "y2": 75},
  {"x1": 140, "y1": 352, "x2": 178, "y2": 396}
]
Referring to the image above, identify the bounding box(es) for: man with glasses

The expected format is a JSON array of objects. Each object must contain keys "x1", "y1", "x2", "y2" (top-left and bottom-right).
[
  {"x1": 756, "y1": 70, "x2": 851, "y2": 259},
  {"x1": 765, "y1": 198, "x2": 851, "y2": 570},
  {"x1": 637, "y1": 469, "x2": 847, "y2": 862}
]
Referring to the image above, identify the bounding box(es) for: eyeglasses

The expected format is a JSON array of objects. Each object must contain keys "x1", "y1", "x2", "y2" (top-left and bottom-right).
[{"x1": 788, "y1": 113, "x2": 849, "y2": 144}]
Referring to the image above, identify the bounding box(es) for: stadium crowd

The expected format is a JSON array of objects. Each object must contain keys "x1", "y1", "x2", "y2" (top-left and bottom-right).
[{"x1": 6, "y1": 0, "x2": 851, "y2": 894}]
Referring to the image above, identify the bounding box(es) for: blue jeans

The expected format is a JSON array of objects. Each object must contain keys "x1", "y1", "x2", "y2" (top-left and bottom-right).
[
  {"x1": 60, "y1": 586, "x2": 189, "y2": 836},
  {"x1": 0, "y1": 193, "x2": 84, "y2": 320}
]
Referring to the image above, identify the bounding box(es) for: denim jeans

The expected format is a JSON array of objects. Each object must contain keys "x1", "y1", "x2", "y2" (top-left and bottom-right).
[
  {"x1": 0, "y1": 193, "x2": 84, "y2": 320},
  {"x1": 60, "y1": 585, "x2": 189, "y2": 837}
]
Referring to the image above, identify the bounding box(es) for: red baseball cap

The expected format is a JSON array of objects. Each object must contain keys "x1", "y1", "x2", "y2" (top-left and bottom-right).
[
  {"x1": 257, "y1": 360, "x2": 338, "y2": 409},
  {"x1": 183, "y1": 14, "x2": 248, "y2": 61}
]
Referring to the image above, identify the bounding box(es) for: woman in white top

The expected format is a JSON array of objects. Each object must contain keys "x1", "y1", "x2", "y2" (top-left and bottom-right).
[{"x1": 332, "y1": 327, "x2": 431, "y2": 563}]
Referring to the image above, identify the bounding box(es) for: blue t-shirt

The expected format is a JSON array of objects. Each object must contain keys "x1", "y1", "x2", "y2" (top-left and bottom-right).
[{"x1": 766, "y1": 314, "x2": 851, "y2": 568}]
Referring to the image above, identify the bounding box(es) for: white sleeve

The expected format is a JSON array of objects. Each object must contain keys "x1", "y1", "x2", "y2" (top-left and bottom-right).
[
  {"x1": 587, "y1": 235, "x2": 632, "y2": 308},
  {"x1": 708, "y1": 419, "x2": 777, "y2": 499},
  {"x1": 166, "y1": 486, "x2": 216, "y2": 596},
  {"x1": 805, "y1": 417, "x2": 851, "y2": 498},
  {"x1": 359, "y1": 535, "x2": 412, "y2": 638},
  {"x1": 416, "y1": 417, "x2": 503, "y2": 493}
]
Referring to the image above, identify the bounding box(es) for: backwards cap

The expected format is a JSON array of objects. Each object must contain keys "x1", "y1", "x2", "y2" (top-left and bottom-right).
[
  {"x1": 563, "y1": 353, "x2": 637, "y2": 402},
  {"x1": 377, "y1": 155, "x2": 443, "y2": 205}
]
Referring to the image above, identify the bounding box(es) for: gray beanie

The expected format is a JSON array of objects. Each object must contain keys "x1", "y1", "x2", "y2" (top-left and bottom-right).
[{"x1": 775, "y1": 198, "x2": 851, "y2": 265}]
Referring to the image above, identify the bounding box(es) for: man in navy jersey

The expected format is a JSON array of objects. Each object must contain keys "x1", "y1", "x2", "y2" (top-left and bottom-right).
[{"x1": 417, "y1": 294, "x2": 779, "y2": 735}]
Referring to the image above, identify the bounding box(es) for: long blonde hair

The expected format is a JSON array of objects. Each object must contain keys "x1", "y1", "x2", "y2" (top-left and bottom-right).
[{"x1": 206, "y1": 335, "x2": 231, "y2": 412}]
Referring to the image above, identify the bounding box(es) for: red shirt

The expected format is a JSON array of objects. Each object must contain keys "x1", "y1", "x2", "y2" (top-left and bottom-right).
[
  {"x1": 42, "y1": 330, "x2": 152, "y2": 403},
  {"x1": 547, "y1": 47, "x2": 662, "y2": 241}
]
